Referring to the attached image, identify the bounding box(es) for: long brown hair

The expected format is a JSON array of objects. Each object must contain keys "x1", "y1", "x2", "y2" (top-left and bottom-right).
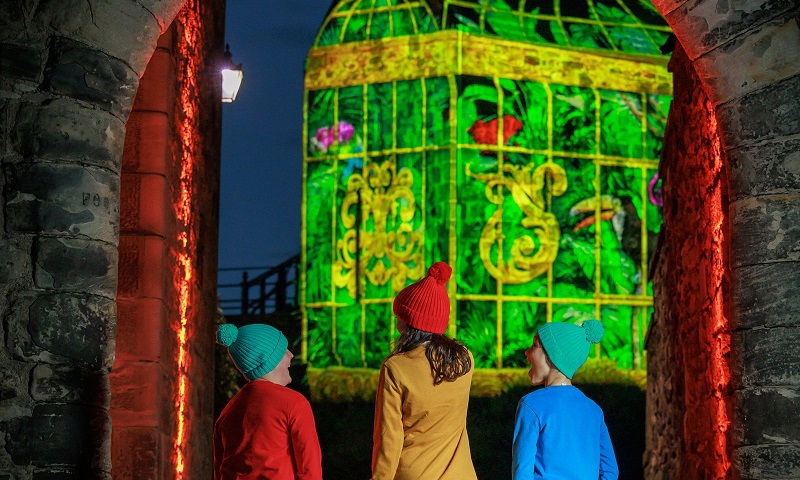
[{"x1": 392, "y1": 325, "x2": 472, "y2": 385}]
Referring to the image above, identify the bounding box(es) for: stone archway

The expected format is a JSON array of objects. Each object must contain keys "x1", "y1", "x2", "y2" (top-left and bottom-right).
[
  {"x1": 0, "y1": 1, "x2": 188, "y2": 477},
  {"x1": 646, "y1": 1, "x2": 800, "y2": 478}
]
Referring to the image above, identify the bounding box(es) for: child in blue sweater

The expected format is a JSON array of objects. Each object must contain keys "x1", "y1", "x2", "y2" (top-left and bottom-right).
[{"x1": 512, "y1": 320, "x2": 619, "y2": 480}]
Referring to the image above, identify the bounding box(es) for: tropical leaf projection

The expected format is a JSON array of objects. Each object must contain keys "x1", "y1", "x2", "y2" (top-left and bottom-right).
[{"x1": 303, "y1": 0, "x2": 671, "y2": 373}]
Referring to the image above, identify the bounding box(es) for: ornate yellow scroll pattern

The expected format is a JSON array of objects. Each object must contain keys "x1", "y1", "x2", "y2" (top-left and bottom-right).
[
  {"x1": 466, "y1": 162, "x2": 568, "y2": 284},
  {"x1": 334, "y1": 158, "x2": 424, "y2": 298}
]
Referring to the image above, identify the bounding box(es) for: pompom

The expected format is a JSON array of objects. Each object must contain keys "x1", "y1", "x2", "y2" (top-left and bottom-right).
[
  {"x1": 427, "y1": 262, "x2": 452, "y2": 285},
  {"x1": 582, "y1": 319, "x2": 605, "y2": 344},
  {"x1": 217, "y1": 324, "x2": 238, "y2": 346}
]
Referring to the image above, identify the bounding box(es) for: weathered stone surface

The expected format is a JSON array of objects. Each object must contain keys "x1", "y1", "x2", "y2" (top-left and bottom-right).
[
  {"x1": 30, "y1": 364, "x2": 110, "y2": 407},
  {"x1": 6, "y1": 292, "x2": 115, "y2": 370},
  {"x1": 11, "y1": 99, "x2": 125, "y2": 172},
  {"x1": 733, "y1": 444, "x2": 800, "y2": 479},
  {"x1": 3, "y1": 404, "x2": 110, "y2": 471},
  {"x1": 130, "y1": 48, "x2": 174, "y2": 113},
  {"x1": 728, "y1": 137, "x2": 800, "y2": 201},
  {"x1": 120, "y1": 174, "x2": 169, "y2": 236},
  {"x1": 43, "y1": 37, "x2": 137, "y2": 119},
  {"x1": 109, "y1": 427, "x2": 158, "y2": 479},
  {"x1": 33, "y1": 237, "x2": 118, "y2": 298},
  {"x1": 733, "y1": 387, "x2": 800, "y2": 446},
  {"x1": 693, "y1": 15, "x2": 800, "y2": 105},
  {"x1": 108, "y1": 362, "x2": 161, "y2": 428},
  {"x1": 113, "y1": 298, "x2": 167, "y2": 362},
  {"x1": 27, "y1": 293, "x2": 116, "y2": 370},
  {"x1": 4, "y1": 162, "x2": 119, "y2": 242},
  {"x1": 33, "y1": 0, "x2": 162, "y2": 75},
  {"x1": 0, "y1": 236, "x2": 32, "y2": 291},
  {"x1": 0, "y1": 362, "x2": 31, "y2": 421},
  {"x1": 0, "y1": 43, "x2": 43, "y2": 83},
  {"x1": 665, "y1": 0, "x2": 797, "y2": 61},
  {"x1": 733, "y1": 262, "x2": 800, "y2": 330},
  {"x1": 32, "y1": 468, "x2": 112, "y2": 480},
  {"x1": 717, "y1": 73, "x2": 800, "y2": 149},
  {"x1": 121, "y1": 112, "x2": 171, "y2": 175},
  {"x1": 730, "y1": 194, "x2": 800, "y2": 267},
  {"x1": 732, "y1": 327, "x2": 800, "y2": 387},
  {"x1": 116, "y1": 236, "x2": 167, "y2": 300}
]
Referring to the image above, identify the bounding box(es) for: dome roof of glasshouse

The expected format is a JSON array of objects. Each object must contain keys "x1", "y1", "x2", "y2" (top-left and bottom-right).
[{"x1": 314, "y1": 0, "x2": 671, "y2": 57}]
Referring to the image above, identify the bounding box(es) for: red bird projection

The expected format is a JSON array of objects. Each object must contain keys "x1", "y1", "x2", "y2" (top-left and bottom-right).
[{"x1": 468, "y1": 115, "x2": 524, "y2": 155}]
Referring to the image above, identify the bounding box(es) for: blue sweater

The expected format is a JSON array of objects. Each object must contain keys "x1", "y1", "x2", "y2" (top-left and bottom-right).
[{"x1": 512, "y1": 386, "x2": 619, "y2": 480}]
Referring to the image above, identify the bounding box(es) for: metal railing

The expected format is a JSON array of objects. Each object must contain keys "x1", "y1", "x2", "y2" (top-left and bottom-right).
[{"x1": 218, "y1": 254, "x2": 300, "y2": 316}]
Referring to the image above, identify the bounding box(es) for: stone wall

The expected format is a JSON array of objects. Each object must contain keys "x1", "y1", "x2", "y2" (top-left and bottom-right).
[
  {"x1": 645, "y1": 44, "x2": 732, "y2": 479},
  {"x1": 109, "y1": 0, "x2": 224, "y2": 478}
]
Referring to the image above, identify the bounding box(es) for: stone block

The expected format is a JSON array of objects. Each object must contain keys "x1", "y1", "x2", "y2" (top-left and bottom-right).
[
  {"x1": 732, "y1": 327, "x2": 800, "y2": 387},
  {"x1": 131, "y1": 48, "x2": 174, "y2": 114},
  {"x1": 33, "y1": 0, "x2": 161, "y2": 77},
  {"x1": 113, "y1": 298, "x2": 167, "y2": 362},
  {"x1": 33, "y1": 237, "x2": 118, "y2": 298},
  {"x1": 116, "y1": 236, "x2": 167, "y2": 300},
  {"x1": 11, "y1": 99, "x2": 125, "y2": 172},
  {"x1": 110, "y1": 427, "x2": 159, "y2": 480},
  {"x1": 30, "y1": 364, "x2": 110, "y2": 407},
  {"x1": 717, "y1": 74, "x2": 800, "y2": 149},
  {"x1": 3, "y1": 404, "x2": 110, "y2": 471},
  {"x1": 7, "y1": 292, "x2": 117, "y2": 370},
  {"x1": 730, "y1": 195, "x2": 800, "y2": 268},
  {"x1": 4, "y1": 162, "x2": 119, "y2": 242},
  {"x1": 733, "y1": 444, "x2": 800, "y2": 479},
  {"x1": 665, "y1": 0, "x2": 797, "y2": 61},
  {"x1": 43, "y1": 37, "x2": 137, "y2": 119},
  {"x1": 733, "y1": 262, "x2": 800, "y2": 329},
  {"x1": 693, "y1": 15, "x2": 800, "y2": 105},
  {"x1": 121, "y1": 112, "x2": 171, "y2": 175},
  {"x1": 0, "y1": 236, "x2": 32, "y2": 291},
  {"x1": 0, "y1": 43, "x2": 43, "y2": 83},
  {"x1": 108, "y1": 362, "x2": 161, "y2": 428},
  {"x1": 733, "y1": 386, "x2": 800, "y2": 446},
  {"x1": 728, "y1": 137, "x2": 800, "y2": 201},
  {"x1": 120, "y1": 174, "x2": 169, "y2": 236}
]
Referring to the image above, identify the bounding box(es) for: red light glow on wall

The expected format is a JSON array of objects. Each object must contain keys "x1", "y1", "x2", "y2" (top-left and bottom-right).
[
  {"x1": 706, "y1": 112, "x2": 732, "y2": 478},
  {"x1": 173, "y1": 1, "x2": 203, "y2": 477}
]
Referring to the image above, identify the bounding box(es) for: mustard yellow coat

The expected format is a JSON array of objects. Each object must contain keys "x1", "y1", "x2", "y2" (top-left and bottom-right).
[{"x1": 371, "y1": 345, "x2": 477, "y2": 480}]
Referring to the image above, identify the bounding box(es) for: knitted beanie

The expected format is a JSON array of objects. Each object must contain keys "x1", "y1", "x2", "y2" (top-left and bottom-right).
[
  {"x1": 216, "y1": 323, "x2": 288, "y2": 381},
  {"x1": 537, "y1": 320, "x2": 605, "y2": 379},
  {"x1": 392, "y1": 262, "x2": 452, "y2": 334}
]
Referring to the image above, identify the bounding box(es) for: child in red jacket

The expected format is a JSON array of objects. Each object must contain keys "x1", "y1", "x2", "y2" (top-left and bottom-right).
[{"x1": 214, "y1": 323, "x2": 322, "y2": 480}]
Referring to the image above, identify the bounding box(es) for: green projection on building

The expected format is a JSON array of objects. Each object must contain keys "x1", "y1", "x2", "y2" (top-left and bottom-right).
[{"x1": 302, "y1": 0, "x2": 672, "y2": 371}]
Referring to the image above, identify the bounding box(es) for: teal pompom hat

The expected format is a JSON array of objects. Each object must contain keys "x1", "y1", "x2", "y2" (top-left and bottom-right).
[
  {"x1": 216, "y1": 323, "x2": 288, "y2": 380},
  {"x1": 536, "y1": 320, "x2": 605, "y2": 379}
]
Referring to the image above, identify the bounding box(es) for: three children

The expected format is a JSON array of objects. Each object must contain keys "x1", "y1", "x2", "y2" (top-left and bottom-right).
[{"x1": 215, "y1": 261, "x2": 618, "y2": 480}]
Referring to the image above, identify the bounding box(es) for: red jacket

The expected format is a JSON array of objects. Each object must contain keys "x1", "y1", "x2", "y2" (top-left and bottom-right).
[{"x1": 214, "y1": 380, "x2": 323, "y2": 480}]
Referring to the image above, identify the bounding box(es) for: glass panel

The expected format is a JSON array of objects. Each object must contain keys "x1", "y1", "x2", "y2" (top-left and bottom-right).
[
  {"x1": 307, "y1": 89, "x2": 337, "y2": 158},
  {"x1": 367, "y1": 83, "x2": 395, "y2": 152},
  {"x1": 335, "y1": 304, "x2": 363, "y2": 367},
  {"x1": 600, "y1": 304, "x2": 635, "y2": 368},
  {"x1": 551, "y1": 85, "x2": 597, "y2": 154},
  {"x1": 457, "y1": 300, "x2": 497, "y2": 368},
  {"x1": 425, "y1": 77, "x2": 451, "y2": 147},
  {"x1": 502, "y1": 301, "x2": 545, "y2": 367},
  {"x1": 598, "y1": 166, "x2": 640, "y2": 296},
  {"x1": 364, "y1": 303, "x2": 393, "y2": 368},
  {"x1": 396, "y1": 80, "x2": 424, "y2": 149},
  {"x1": 305, "y1": 161, "x2": 336, "y2": 304},
  {"x1": 600, "y1": 89, "x2": 643, "y2": 158},
  {"x1": 307, "y1": 308, "x2": 334, "y2": 367}
]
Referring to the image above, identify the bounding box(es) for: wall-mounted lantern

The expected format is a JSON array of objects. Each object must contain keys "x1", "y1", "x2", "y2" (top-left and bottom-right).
[{"x1": 221, "y1": 44, "x2": 243, "y2": 103}]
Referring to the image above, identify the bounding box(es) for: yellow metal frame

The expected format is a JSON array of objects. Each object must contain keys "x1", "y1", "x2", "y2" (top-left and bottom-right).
[{"x1": 302, "y1": 27, "x2": 669, "y2": 370}]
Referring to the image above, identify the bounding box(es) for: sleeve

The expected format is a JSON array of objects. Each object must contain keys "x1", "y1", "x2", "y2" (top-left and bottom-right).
[
  {"x1": 598, "y1": 417, "x2": 619, "y2": 480},
  {"x1": 370, "y1": 362, "x2": 404, "y2": 480},
  {"x1": 290, "y1": 397, "x2": 324, "y2": 480},
  {"x1": 512, "y1": 399, "x2": 540, "y2": 480}
]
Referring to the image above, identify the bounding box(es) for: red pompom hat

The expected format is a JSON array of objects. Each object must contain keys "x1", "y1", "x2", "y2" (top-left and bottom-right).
[{"x1": 393, "y1": 261, "x2": 452, "y2": 334}]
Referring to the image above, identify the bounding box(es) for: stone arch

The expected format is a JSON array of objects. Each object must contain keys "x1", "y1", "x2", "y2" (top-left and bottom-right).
[
  {"x1": 646, "y1": 1, "x2": 800, "y2": 478},
  {"x1": 0, "y1": 0, "x2": 187, "y2": 477}
]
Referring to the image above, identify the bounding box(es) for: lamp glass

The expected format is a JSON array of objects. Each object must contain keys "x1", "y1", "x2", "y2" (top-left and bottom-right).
[{"x1": 221, "y1": 68, "x2": 243, "y2": 103}]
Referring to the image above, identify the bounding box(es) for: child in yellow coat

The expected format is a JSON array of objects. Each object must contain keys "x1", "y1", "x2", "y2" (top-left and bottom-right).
[{"x1": 371, "y1": 262, "x2": 478, "y2": 480}]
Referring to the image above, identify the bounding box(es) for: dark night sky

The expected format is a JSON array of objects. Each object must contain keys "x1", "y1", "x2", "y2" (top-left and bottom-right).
[{"x1": 218, "y1": 1, "x2": 332, "y2": 272}]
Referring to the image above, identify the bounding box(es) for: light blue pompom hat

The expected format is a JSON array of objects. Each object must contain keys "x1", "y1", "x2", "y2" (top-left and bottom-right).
[
  {"x1": 216, "y1": 323, "x2": 288, "y2": 380},
  {"x1": 536, "y1": 319, "x2": 605, "y2": 379}
]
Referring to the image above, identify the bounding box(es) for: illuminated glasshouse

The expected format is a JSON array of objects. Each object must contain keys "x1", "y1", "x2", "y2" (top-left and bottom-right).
[{"x1": 301, "y1": 0, "x2": 672, "y2": 372}]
